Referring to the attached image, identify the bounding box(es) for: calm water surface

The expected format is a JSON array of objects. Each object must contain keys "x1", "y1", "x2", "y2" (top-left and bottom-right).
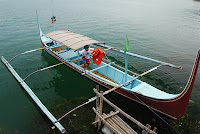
[{"x1": 0, "y1": 0, "x2": 200, "y2": 133}]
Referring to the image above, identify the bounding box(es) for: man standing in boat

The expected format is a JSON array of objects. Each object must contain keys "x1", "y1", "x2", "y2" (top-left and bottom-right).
[{"x1": 79, "y1": 45, "x2": 94, "y2": 70}]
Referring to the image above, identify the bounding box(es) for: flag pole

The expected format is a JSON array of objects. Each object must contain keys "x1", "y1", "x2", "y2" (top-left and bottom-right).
[
  {"x1": 124, "y1": 35, "x2": 130, "y2": 82},
  {"x1": 125, "y1": 53, "x2": 128, "y2": 82}
]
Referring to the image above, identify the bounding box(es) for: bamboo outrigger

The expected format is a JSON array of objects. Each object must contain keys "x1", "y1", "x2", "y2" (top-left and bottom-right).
[{"x1": 0, "y1": 56, "x2": 66, "y2": 134}]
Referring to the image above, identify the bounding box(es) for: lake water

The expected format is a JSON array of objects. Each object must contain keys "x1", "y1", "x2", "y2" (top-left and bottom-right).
[{"x1": 0, "y1": 0, "x2": 200, "y2": 133}]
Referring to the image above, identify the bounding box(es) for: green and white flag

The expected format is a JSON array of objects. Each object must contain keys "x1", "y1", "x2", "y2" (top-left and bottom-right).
[{"x1": 124, "y1": 35, "x2": 130, "y2": 53}]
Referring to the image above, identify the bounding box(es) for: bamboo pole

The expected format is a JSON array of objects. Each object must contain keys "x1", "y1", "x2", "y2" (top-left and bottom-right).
[
  {"x1": 102, "y1": 114, "x2": 120, "y2": 133},
  {"x1": 114, "y1": 115, "x2": 137, "y2": 134},
  {"x1": 98, "y1": 91, "x2": 104, "y2": 131},
  {"x1": 92, "y1": 107, "x2": 120, "y2": 134},
  {"x1": 93, "y1": 88, "x2": 156, "y2": 134},
  {"x1": 106, "y1": 112, "x2": 130, "y2": 134},
  {"x1": 95, "y1": 85, "x2": 100, "y2": 127},
  {"x1": 153, "y1": 127, "x2": 157, "y2": 133},
  {"x1": 55, "y1": 66, "x2": 161, "y2": 123},
  {"x1": 112, "y1": 115, "x2": 130, "y2": 134},
  {"x1": 111, "y1": 111, "x2": 137, "y2": 134},
  {"x1": 92, "y1": 111, "x2": 119, "y2": 125},
  {"x1": 1, "y1": 56, "x2": 66, "y2": 134},
  {"x1": 103, "y1": 113, "x2": 125, "y2": 134},
  {"x1": 145, "y1": 124, "x2": 151, "y2": 134}
]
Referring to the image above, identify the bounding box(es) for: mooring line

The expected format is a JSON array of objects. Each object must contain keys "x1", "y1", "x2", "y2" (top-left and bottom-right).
[
  {"x1": 9, "y1": 47, "x2": 44, "y2": 63},
  {"x1": 54, "y1": 65, "x2": 162, "y2": 123},
  {"x1": 131, "y1": 91, "x2": 181, "y2": 134}
]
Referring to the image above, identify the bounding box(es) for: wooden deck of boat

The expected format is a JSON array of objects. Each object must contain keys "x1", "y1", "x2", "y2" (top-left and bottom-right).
[
  {"x1": 92, "y1": 71, "x2": 117, "y2": 84},
  {"x1": 80, "y1": 65, "x2": 118, "y2": 84}
]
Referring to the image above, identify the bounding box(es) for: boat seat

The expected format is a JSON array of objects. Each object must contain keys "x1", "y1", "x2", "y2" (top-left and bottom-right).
[
  {"x1": 52, "y1": 46, "x2": 67, "y2": 51},
  {"x1": 70, "y1": 57, "x2": 82, "y2": 62},
  {"x1": 93, "y1": 71, "x2": 117, "y2": 84}
]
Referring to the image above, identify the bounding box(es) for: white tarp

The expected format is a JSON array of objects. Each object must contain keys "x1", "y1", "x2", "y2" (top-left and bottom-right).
[{"x1": 44, "y1": 30, "x2": 99, "y2": 50}]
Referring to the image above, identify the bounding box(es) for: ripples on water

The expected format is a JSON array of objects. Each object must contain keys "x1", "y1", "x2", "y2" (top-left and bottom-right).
[{"x1": 0, "y1": 0, "x2": 200, "y2": 133}]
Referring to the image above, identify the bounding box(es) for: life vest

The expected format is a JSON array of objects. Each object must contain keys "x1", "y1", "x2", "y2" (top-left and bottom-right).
[{"x1": 92, "y1": 48, "x2": 105, "y2": 65}]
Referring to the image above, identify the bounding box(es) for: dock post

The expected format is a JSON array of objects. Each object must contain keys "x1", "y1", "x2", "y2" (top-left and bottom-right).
[
  {"x1": 98, "y1": 91, "x2": 104, "y2": 131},
  {"x1": 145, "y1": 124, "x2": 151, "y2": 134},
  {"x1": 95, "y1": 85, "x2": 100, "y2": 127},
  {"x1": 153, "y1": 127, "x2": 157, "y2": 133}
]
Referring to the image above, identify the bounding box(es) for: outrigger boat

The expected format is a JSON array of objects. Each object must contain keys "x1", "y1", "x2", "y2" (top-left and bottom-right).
[
  {"x1": 37, "y1": 13, "x2": 199, "y2": 120},
  {"x1": 1, "y1": 12, "x2": 199, "y2": 133}
]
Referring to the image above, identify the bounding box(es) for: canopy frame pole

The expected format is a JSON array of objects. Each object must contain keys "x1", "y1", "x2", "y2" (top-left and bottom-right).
[{"x1": 1, "y1": 56, "x2": 66, "y2": 134}]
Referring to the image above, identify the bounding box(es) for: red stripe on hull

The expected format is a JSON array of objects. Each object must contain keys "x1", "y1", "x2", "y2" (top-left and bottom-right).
[
  {"x1": 41, "y1": 39, "x2": 199, "y2": 119},
  {"x1": 115, "y1": 50, "x2": 200, "y2": 119}
]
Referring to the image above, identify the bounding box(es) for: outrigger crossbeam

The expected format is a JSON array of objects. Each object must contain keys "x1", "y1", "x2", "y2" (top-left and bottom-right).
[
  {"x1": 1, "y1": 56, "x2": 66, "y2": 134},
  {"x1": 95, "y1": 43, "x2": 181, "y2": 69}
]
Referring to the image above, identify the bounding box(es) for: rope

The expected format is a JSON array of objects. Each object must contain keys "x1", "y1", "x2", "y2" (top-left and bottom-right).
[{"x1": 131, "y1": 92, "x2": 181, "y2": 134}]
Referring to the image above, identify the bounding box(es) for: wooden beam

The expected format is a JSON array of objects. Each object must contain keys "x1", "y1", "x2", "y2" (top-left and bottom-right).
[
  {"x1": 95, "y1": 85, "x2": 100, "y2": 127},
  {"x1": 104, "y1": 113, "x2": 126, "y2": 134},
  {"x1": 93, "y1": 88, "x2": 156, "y2": 134},
  {"x1": 111, "y1": 111, "x2": 137, "y2": 134},
  {"x1": 52, "y1": 46, "x2": 67, "y2": 51},
  {"x1": 98, "y1": 91, "x2": 104, "y2": 131},
  {"x1": 93, "y1": 107, "x2": 121, "y2": 134},
  {"x1": 70, "y1": 57, "x2": 82, "y2": 62},
  {"x1": 92, "y1": 111, "x2": 119, "y2": 125}
]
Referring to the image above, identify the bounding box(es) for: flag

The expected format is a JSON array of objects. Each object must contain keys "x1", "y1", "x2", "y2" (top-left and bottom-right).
[{"x1": 124, "y1": 35, "x2": 130, "y2": 53}]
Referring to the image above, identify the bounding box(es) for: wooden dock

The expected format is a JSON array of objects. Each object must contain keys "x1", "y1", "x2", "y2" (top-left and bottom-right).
[{"x1": 92, "y1": 85, "x2": 157, "y2": 134}]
